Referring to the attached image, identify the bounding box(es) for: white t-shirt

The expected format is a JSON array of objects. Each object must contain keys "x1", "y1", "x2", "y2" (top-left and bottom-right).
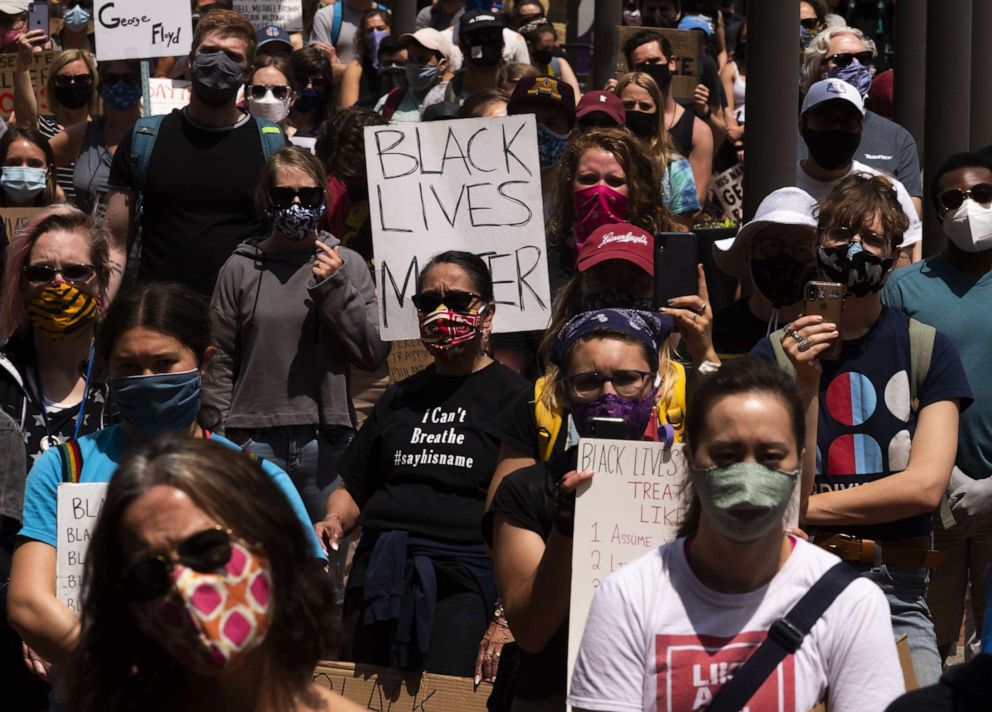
[
  {"x1": 568, "y1": 538, "x2": 904, "y2": 712},
  {"x1": 794, "y1": 160, "x2": 922, "y2": 247},
  {"x1": 310, "y1": 2, "x2": 362, "y2": 64}
]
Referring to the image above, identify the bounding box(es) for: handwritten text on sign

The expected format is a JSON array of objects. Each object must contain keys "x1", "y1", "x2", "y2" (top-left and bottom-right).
[
  {"x1": 56, "y1": 483, "x2": 108, "y2": 612},
  {"x1": 0, "y1": 50, "x2": 55, "y2": 119},
  {"x1": 94, "y1": 0, "x2": 192, "y2": 61},
  {"x1": 364, "y1": 115, "x2": 551, "y2": 340},
  {"x1": 235, "y1": 0, "x2": 304, "y2": 32},
  {"x1": 567, "y1": 438, "x2": 690, "y2": 686}
]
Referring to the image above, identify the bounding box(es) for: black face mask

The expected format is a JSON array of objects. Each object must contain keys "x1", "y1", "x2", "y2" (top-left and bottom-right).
[
  {"x1": 749, "y1": 255, "x2": 815, "y2": 307},
  {"x1": 378, "y1": 65, "x2": 407, "y2": 92},
  {"x1": 625, "y1": 109, "x2": 657, "y2": 138},
  {"x1": 579, "y1": 289, "x2": 654, "y2": 313},
  {"x1": 467, "y1": 40, "x2": 503, "y2": 67},
  {"x1": 634, "y1": 61, "x2": 672, "y2": 95},
  {"x1": 801, "y1": 126, "x2": 861, "y2": 170},
  {"x1": 532, "y1": 48, "x2": 553, "y2": 65},
  {"x1": 816, "y1": 243, "x2": 893, "y2": 297},
  {"x1": 53, "y1": 83, "x2": 93, "y2": 109}
]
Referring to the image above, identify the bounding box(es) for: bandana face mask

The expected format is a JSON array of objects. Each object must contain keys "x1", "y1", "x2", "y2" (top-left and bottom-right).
[
  {"x1": 573, "y1": 185, "x2": 629, "y2": 248},
  {"x1": 418, "y1": 304, "x2": 487, "y2": 356},
  {"x1": 816, "y1": 240, "x2": 893, "y2": 297},
  {"x1": 27, "y1": 283, "x2": 97, "y2": 341}
]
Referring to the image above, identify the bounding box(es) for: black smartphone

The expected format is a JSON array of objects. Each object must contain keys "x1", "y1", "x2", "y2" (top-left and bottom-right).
[
  {"x1": 586, "y1": 417, "x2": 629, "y2": 440},
  {"x1": 653, "y1": 232, "x2": 699, "y2": 310},
  {"x1": 28, "y1": 2, "x2": 49, "y2": 35}
]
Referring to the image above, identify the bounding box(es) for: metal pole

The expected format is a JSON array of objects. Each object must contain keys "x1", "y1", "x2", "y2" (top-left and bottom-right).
[
  {"x1": 923, "y1": 0, "x2": 971, "y2": 255},
  {"x1": 390, "y1": 0, "x2": 417, "y2": 36},
  {"x1": 971, "y1": 0, "x2": 992, "y2": 150},
  {"x1": 742, "y1": 0, "x2": 799, "y2": 221},
  {"x1": 591, "y1": 0, "x2": 622, "y2": 90},
  {"x1": 893, "y1": 0, "x2": 925, "y2": 162}
]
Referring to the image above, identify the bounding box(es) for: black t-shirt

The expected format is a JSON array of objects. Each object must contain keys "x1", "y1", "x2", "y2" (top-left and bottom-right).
[
  {"x1": 108, "y1": 110, "x2": 277, "y2": 295},
  {"x1": 712, "y1": 297, "x2": 769, "y2": 359},
  {"x1": 341, "y1": 361, "x2": 527, "y2": 544}
]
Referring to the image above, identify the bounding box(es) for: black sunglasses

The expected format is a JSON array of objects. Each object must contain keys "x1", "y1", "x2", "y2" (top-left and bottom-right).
[
  {"x1": 295, "y1": 75, "x2": 327, "y2": 91},
  {"x1": 938, "y1": 183, "x2": 992, "y2": 212},
  {"x1": 246, "y1": 83, "x2": 290, "y2": 100},
  {"x1": 54, "y1": 73, "x2": 92, "y2": 88},
  {"x1": 102, "y1": 73, "x2": 139, "y2": 87},
  {"x1": 22, "y1": 263, "x2": 95, "y2": 284},
  {"x1": 269, "y1": 186, "x2": 324, "y2": 209},
  {"x1": 799, "y1": 18, "x2": 821, "y2": 30},
  {"x1": 120, "y1": 527, "x2": 233, "y2": 603},
  {"x1": 411, "y1": 290, "x2": 481, "y2": 313},
  {"x1": 825, "y1": 51, "x2": 873, "y2": 68}
]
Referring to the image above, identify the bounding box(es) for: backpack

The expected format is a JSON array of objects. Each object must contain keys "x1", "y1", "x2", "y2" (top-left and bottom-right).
[
  {"x1": 325, "y1": 0, "x2": 387, "y2": 46},
  {"x1": 380, "y1": 87, "x2": 407, "y2": 121}
]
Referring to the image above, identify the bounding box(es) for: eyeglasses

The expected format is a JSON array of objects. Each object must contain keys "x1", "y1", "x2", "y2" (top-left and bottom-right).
[
  {"x1": 799, "y1": 18, "x2": 821, "y2": 30},
  {"x1": 102, "y1": 73, "x2": 139, "y2": 87},
  {"x1": 411, "y1": 290, "x2": 481, "y2": 313},
  {"x1": 938, "y1": 183, "x2": 992, "y2": 212},
  {"x1": 818, "y1": 225, "x2": 891, "y2": 253},
  {"x1": 268, "y1": 186, "x2": 324, "y2": 209},
  {"x1": 825, "y1": 51, "x2": 873, "y2": 68},
  {"x1": 22, "y1": 263, "x2": 95, "y2": 284},
  {"x1": 565, "y1": 370, "x2": 654, "y2": 401},
  {"x1": 246, "y1": 83, "x2": 290, "y2": 100},
  {"x1": 119, "y1": 527, "x2": 233, "y2": 603},
  {"x1": 53, "y1": 73, "x2": 92, "y2": 88},
  {"x1": 294, "y1": 76, "x2": 327, "y2": 91}
]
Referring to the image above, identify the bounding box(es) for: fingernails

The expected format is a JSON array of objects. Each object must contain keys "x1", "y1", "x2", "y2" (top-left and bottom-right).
[
  {"x1": 474, "y1": 675, "x2": 481, "y2": 686},
  {"x1": 824, "y1": 323, "x2": 836, "y2": 330},
  {"x1": 666, "y1": 299, "x2": 674, "y2": 305},
  {"x1": 331, "y1": 542, "x2": 339, "y2": 551},
  {"x1": 812, "y1": 315, "x2": 824, "y2": 322}
]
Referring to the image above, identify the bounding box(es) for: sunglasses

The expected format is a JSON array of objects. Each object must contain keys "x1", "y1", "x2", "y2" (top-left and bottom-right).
[
  {"x1": 102, "y1": 73, "x2": 139, "y2": 87},
  {"x1": 22, "y1": 263, "x2": 95, "y2": 284},
  {"x1": 411, "y1": 290, "x2": 481, "y2": 313},
  {"x1": 825, "y1": 51, "x2": 873, "y2": 68},
  {"x1": 54, "y1": 73, "x2": 92, "y2": 88},
  {"x1": 120, "y1": 527, "x2": 233, "y2": 603},
  {"x1": 818, "y1": 225, "x2": 890, "y2": 253},
  {"x1": 269, "y1": 186, "x2": 324, "y2": 209},
  {"x1": 246, "y1": 83, "x2": 290, "y2": 100},
  {"x1": 938, "y1": 183, "x2": 992, "y2": 212},
  {"x1": 799, "y1": 18, "x2": 821, "y2": 30},
  {"x1": 295, "y1": 75, "x2": 327, "y2": 91},
  {"x1": 566, "y1": 370, "x2": 653, "y2": 401}
]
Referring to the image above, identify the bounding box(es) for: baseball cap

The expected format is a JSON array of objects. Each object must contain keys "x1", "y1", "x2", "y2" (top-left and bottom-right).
[
  {"x1": 712, "y1": 188, "x2": 818, "y2": 278},
  {"x1": 576, "y1": 91, "x2": 625, "y2": 126},
  {"x1": 422, "y1": 101, "x2": 461, "y2": 122},
  {"x1": 400, "y1": 28, "x2": 446, "y2": 55},
  {"x1": 507, "y1": 76, "x2": 576, "y2": 128},
  {"x1": 460, "y1": 9, "x2": 504, "y2": 36},
  {"x1": 801, "y1": 78, "x2": 866, "y2": 116},
  {"x1": 0, "y1": 0, "x2": 27, "y2": 13},
  {"x1": 678, "y1": 14, "x2": 715, "y2": 38},
  {"x1": 256, "y1": 25, "x2": 292, "y2": 52},
  {"x1": 577, "y1": 223, "x2": 655, "y2": 276}
]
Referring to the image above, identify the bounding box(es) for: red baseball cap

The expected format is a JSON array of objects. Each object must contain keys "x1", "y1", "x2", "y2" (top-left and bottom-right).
[
  {"x1": 577, "y1": 223, "x2": 654, "y2": 276},
  {"x1": 575, "y1": 90, "x2": 626, "y2": 126}
]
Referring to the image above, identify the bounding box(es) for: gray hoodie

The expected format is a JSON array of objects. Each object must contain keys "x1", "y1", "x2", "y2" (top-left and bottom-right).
[{"x1": 204, "y1": 232, "x2": 388, "y2": 430}]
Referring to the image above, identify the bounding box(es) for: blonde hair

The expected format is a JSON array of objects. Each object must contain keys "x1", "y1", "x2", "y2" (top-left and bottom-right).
[
  {"x1": 254, "y1": 146, "x2": 327, "y2": 216},
  {"x1": 615, "y1": 71, "x2": 678, "y2": 178},
  {"x1": 46, "y1": 49, "x2": 99, "y2": 115}
]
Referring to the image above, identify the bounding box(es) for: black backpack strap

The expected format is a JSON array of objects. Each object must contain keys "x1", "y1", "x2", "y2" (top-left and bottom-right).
[{"x1": 706, "y1": 561, "x2": 860, "y2": 712}]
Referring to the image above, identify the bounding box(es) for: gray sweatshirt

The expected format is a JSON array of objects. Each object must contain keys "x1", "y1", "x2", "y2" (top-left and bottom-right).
[{"x1": 204, "y1": 232, "x2": 389, "y2": 430}]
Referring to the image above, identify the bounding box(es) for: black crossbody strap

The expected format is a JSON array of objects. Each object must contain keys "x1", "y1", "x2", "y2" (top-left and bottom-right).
[{"x1": 706, "y1": 561, "x2": 859, "y2": 712}]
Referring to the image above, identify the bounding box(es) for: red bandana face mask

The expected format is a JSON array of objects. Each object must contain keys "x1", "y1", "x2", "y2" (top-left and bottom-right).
[
  {"x1": 573, "y1": 185, "x2": 629, "y2": 248},
  {"x1": 418, "y1": 306, "x2": 486, "y2": 356}
]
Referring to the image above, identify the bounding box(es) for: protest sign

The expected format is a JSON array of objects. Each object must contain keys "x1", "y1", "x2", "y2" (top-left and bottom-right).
[
  {"x1": 711, "y1": 162, "x2": 744, "y2": 225},
  {"x1": 149, "y1": 77, "x2": 191, "y2": 115},
  {"x1": 364, "y1": 114, "x2": 551, "y2": 341},
  {"x1": 312, "y1": 661, "x2": 491, "y2": 711},
  {"x1": 94, "y1": 0, "x2": 192, "y2": 61},
  {"x1": 56, "y1": 482, "x2": 108, "y2": 612},
  {"x1": 615, "y1": 26, "x2": 703, "y2": 102},
  {"x1": 0, "y1": 50, "x2": 56, "y2": 119},
  {"x1": 2, "y1": 207, "x2": 42, "y2": 241},
  {"x1": 386, "y1": 339, "x2": 433, "y2": 383},
  {"x1": 234, "y1": 0, "x2": 303, "y2": 32},
  {"x1": 567, "y1": 437, "x2": 690, "y2": 686}
]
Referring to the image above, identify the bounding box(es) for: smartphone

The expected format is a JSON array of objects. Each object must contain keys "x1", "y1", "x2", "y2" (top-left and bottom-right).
[
  {"x1": 586, "y1": 417, "x2": 629, "y2": 440},
  {"x1": 28, "y1": 2, "x2": 49, "y2": 35},
  {"x1": 653, "y1": 232, "x2": 699, "y2": 310},
  {"x1": 803, "y1": 281, "x2": 843, "y2": 360}
]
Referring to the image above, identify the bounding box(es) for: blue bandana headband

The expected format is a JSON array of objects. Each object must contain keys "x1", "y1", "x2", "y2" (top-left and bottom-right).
[{"x1": 550, "y1": 308, "x2": 674, "y2": 369}]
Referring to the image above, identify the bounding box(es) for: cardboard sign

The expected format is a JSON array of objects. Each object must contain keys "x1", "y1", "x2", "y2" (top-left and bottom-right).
[
  {"x1": 56, "y1": 482, "x2": 108, "y2": 613},
  {"x1": 364, "y1": 114, "x2": 552, "y2": 341},
  {"x1": 312, "y1": 660, "x2": 491, "y2": 711},
  {"x1": 0, "y1": 50, "x2": 56, "y2": 119},
  {"x1": 148, "y1": 77, "x2": 191, "y2": 115},
  {"x1": 710, "y1": 162, "x2": 744, "y2": 225},
  {"x1": 94, "y1": 0, "x2": 192, "y2": 61},
  {"x1": 567, "y1": 438, "x2": 690, "y2": 686},
  {"x1": 386, "y1": 338, "x2": 433, "y2": 383},
  {"x1": 2, "y1": 207, "x2": 42, "y2": 241},
  {"x1": 615, "y1": 26, "x2": 703, "y2": 102},
  {"x1": 234, "y1": 0, "x2": 303, "y2": 32}
]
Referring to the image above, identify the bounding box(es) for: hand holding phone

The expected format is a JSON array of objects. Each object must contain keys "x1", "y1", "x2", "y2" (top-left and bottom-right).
[
  {"x1": 27, "y1": 2, "x2": 49, "y2": 36},
  {"x1": 653, "y1": 232, "x2": 699, "y2": 309},
  {"x1": 802, "y1": 281, "x2": 843, "y2": 361}
]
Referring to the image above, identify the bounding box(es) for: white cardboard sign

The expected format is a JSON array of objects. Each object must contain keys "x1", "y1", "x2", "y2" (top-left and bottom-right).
[
  {"x1": 148, "y1": 77, "x2": 191, "y2": 115},
  {"x1": 56, "y1": 482, "x2": 108, "y2": 613},
  {"x1": 234, "y1": 0, "x2": 304, "y2": 32},
  {"x1": 567, "y1": 438, "x2": 690, "y2": 688},
  {"x1": 94, "y1": 0, "x2": 193, "y2": 61},
  {"x1": 364, "y1": 115, "x2": 552, "y2": 341}
]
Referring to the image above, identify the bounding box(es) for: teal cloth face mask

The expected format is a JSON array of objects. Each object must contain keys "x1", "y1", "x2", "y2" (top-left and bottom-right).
[{"x1": 692, "y1": 461, "x2": 798, "y2": 544}]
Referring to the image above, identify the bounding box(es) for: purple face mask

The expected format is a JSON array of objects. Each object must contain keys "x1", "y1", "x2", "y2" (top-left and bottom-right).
[{"x1": 570, "y1": 389, "x2": 658, "y2": 440}]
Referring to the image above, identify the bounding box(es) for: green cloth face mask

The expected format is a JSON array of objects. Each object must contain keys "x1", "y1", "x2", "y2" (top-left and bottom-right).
[{"x1": 692, "y1": 461, "x2": 799, "y2": 544}]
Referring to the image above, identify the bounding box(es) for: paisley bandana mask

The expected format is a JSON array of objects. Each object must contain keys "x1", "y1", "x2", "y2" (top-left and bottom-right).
[
  {"x1": 131, "y1": 538, "x2": 274, "y2": 672},
  {"x1": 27, "y1": 283, "x2": 97, "y2": 340},
  {"x1": 266, "y1": 202, "x2": 326, "y2": 241},
  {"x1": 419, "y1": 305, "x2": 486, "y2": 355}
]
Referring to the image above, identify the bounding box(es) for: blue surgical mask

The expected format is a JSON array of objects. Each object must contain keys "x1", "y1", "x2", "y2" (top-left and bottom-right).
[
  {"x1": 1, "y1": 166, "x2": 47, "y2": 202},
  {"x1": 100, "y1": 80, "x2": 142, "y2": 110},
  {"x1": 109, "y1": 370, "x2": 202, "y2": 437},
  {"x1": 536, "y1": 122, "x2": 569, "y2": 168},
  {"x1": 826, "y1": 60, "x2": 873, "y2": 100},
  {"x1": 63, "y1": 4, "x2": 91, "y2": 32},
  {"x1": 405, "y1": 62, "x2": 438, "y2": 92}
]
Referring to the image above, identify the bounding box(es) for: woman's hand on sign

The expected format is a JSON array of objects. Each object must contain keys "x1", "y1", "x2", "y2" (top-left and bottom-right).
[
  {"x1": 474, "y1": 616, "x2": 514, "y2": 685},
  {"x1": 314, "y1": 512, "x2": 344, "y2": 553},
  {"x1": 16, "y1": 29, "x2": 48, "y2": 68},
  {"x1": 560, "y1": 469, "x2": 595, "y2": 494},
  {"x1": 662, "y1": 264, "x2": 718, "y2": 366},
  {"x1": 313, "y1": 242, "x2": 344, "y2": 282}
]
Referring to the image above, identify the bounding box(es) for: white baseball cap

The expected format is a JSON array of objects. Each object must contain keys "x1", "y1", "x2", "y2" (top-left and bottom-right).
[
  {"x1": 713, "y1": 187, "x2": 819, "y2": 278},
  {"x1": 0, "y1": 0, "x2": 28, "y2": 13},
  {"x1": 801, "y1": 78, "x2": 866, "y2": 116}
]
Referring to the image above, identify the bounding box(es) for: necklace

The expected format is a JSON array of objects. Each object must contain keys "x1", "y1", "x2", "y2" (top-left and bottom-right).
[{"x1": 31, "y1": 346, "x2": 96, "y2": 451}]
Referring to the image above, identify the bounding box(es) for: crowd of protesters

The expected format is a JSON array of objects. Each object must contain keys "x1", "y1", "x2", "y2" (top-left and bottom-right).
[{"x1": 1, "y1": 1, "x2": 991, "y2": 711}]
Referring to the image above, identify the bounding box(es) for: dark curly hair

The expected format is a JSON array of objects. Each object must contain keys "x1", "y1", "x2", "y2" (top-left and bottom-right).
[
  {"x1": 315, "y1": 106, "x2": 388, "y2": 192},
  {"x1": 67, "y1": 436, "x2": 337, "y2": 712}
]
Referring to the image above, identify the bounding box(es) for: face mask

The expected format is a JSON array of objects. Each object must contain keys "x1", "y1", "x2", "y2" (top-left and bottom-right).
[
  {"x1": 405, "y1": 62, "x2": 438, "y2": 92},
  {"x1": 800, "y1": 25, "x2": 814, "y2": 48},
  {"x1": 635, "y1": 62, "x2": 672, "y2": 95},
  {"x1": 367, "y1": 29, "x2": 390, "y2": 69},
  {"x1": 536, "y1": 123, "x2": 569, "y2": 169},
  {"x1": 1, "y1": 166, "x2": 47, "y2": 202},
  {"x1": 63, "y1": 4, "x2": 92, "y2": 32},
  {"x1": 27, "y1": 283, "x2": 97, "y2": 341},
  {"x1": 749, "y1": 255, "x2": 815, "y2": 307},
  {"x1": 816, "y1": 241, "x2": 893, "y2": 297},
  {"x1": 942, "y1": 199, "x2": 992, "y2": 253},
  {"x1": 625, "y1": 109, "x2": 657, "y2": 138},
  {"x1": 53, "y1": 82, "x2": 93, "y2": 109},
  {"x1": 109, "y1": 370, "x2": 202, "y2": 437},
  {"x1": 573, "y1": 185, "x2": 629, "y2": 248},
  {"x1": 293, "y1": 87, "x2": 326, "y2": 114},
  {"x1": 578, "y1": 288, "x2": 653, "y2": 312},
  {"x1": 379, "y1": 65, "x2": 407, "y2": 93},
  {"x1": 532, "y1": 48, "x2": 553, "y2": 65},
  {"x1": 467, "y1": 40, "x2": 502, "y2": 67},
  {"x1": 100, "y1": 80, "x2": 142, "y2": 111},
  {"x1": 265, "y1": 202, "x2": 326, "y2": 241},
  {"x1": 131, "y1": 538, "x2": 274, "y2": 672},
  {"x1": 801, "y1": 126, "x2": 860, "y2": 171},
  {"x1": 419, "y1": 306, "x2": 486, "y2": 355},
  {"x1": 693, "y1": 462, "x2": 798, "y2": 543},
  {"x1": 191, "y1": 51, "x2": 245, "y2": 106},
  {"x1": 570, "y1": 389, "x2": 658, "y2": 440},
  {"x1": 247, "y1": 89, "x2": 291, "y2": 123},
  {"x1": 0, "y1": 28, "x2": 19, "y2": 51},
  {"x1": 826, "y1": 60, "x2": 872, "y2": 99}
]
